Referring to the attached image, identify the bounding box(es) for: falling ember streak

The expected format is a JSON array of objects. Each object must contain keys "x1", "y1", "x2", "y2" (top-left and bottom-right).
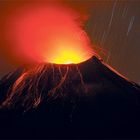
[
  {"x1": 48, "y1": 66, "x2": 69, "y2": 97},
  {"x1": 126, "y1": 16, "x2": 135, "y2": 36},
  {"x1": 122, "y1": 5, "x2": 128, "y2": 18},
  {"x1": 76, "y1": 66, "x2": 87, "y2": 93},
  {"x1": 109, "y1": 0, "x2": 117, "y2": 28}
]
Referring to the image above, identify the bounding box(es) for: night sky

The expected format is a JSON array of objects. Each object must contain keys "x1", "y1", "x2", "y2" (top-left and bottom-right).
[{"x1": 0, "y1": 0, "x2": 140, "y2": 83}]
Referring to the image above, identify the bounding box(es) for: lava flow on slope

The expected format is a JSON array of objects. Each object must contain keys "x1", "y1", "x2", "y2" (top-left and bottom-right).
[
  {"x1": 0, "y1": 55, "x2": 140, "y2": 111},
  {"x1": 0, "y1": 56, "x2": 140, "y2": 138}
]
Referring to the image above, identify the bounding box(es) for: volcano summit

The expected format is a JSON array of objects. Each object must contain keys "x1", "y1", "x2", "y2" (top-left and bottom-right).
[{"x1": 0, "y1": 56, "x2": 140, "y2": 138}]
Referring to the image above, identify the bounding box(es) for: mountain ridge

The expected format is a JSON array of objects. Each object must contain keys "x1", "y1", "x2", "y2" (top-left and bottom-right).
[{"x1": 0, "y1": 56, "x2": 140, "y2": 138}]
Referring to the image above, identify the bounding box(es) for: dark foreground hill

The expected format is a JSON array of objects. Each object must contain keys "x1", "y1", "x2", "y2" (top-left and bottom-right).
[{"x1": 0, "y1": 56, "x2": 140, "y2": 139}]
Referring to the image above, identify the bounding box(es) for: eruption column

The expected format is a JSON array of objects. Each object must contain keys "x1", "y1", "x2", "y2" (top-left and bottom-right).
[{"x1": 5, "y1": 5, "x2": 94, "y2": 64}]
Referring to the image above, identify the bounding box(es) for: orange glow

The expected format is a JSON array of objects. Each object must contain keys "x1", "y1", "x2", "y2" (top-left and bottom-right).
[
  {"x1": 5, "y1": 4, "x2": 94, "y2": 64},
  {"x1": 42, "y1": 35, "x2": 93, "y2": 64},
  {"x1": 48, "y1": 48, "x2": 92, "y2": 64}
]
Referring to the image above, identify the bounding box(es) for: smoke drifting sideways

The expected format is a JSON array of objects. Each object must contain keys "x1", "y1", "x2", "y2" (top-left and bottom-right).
[{"x1": 4, "y1": 4, "x2": 94, "y2": 65}]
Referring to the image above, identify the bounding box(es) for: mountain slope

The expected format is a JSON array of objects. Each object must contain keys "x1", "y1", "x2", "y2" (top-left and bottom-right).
[{"x1": 0, "y1": 56, "x2": 140, "y2": 138}]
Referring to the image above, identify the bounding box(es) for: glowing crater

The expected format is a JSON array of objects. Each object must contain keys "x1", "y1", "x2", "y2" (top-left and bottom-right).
[
  {"x1": 5, "y1": 5, "x2": 94, "y2": 65},
  {"x1": 45, "y1": 48, "x2": 93, "y2": 64}
]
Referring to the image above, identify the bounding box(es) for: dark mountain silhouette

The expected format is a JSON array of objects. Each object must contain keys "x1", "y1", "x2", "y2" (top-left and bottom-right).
[{"x1": 0, "y1": 56, "x2": 140, "y2": 139}]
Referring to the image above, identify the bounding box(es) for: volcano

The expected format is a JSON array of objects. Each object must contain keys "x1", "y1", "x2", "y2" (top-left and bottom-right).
[{"x1": 0, "y1": 56, "x2": 140, "y2": 138}]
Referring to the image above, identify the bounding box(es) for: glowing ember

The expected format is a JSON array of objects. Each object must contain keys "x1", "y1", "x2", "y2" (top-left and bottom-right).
[{"x1": 5, "y1": 5, "x2": 94, "y2": 64}]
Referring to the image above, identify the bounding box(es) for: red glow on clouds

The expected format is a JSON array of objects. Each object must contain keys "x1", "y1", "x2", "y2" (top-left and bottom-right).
[{"x1": 5, "y1": 5, "x2": 93, "y2": 64}]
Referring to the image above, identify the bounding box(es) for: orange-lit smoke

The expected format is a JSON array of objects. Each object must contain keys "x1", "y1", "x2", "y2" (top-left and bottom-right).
[{"x1": 5, "y1": 5, "x2": 94, "y2": 64}]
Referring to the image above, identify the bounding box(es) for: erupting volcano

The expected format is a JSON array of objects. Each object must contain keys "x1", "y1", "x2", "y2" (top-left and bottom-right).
[
  {"x1": 1, "y1": 4, "x2": 140, "y2": 139},
  {"x1": 1, "y1": 4, "x2": 96, "y2": 109}
]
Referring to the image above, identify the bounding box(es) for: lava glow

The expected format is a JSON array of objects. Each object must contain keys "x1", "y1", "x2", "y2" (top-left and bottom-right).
[
  {"x1": 1, "y1": 4, "x2": 95, "y2": 110},
  {"x1": 5, "y1": 5, "x2": 94, "y2": 64}
]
